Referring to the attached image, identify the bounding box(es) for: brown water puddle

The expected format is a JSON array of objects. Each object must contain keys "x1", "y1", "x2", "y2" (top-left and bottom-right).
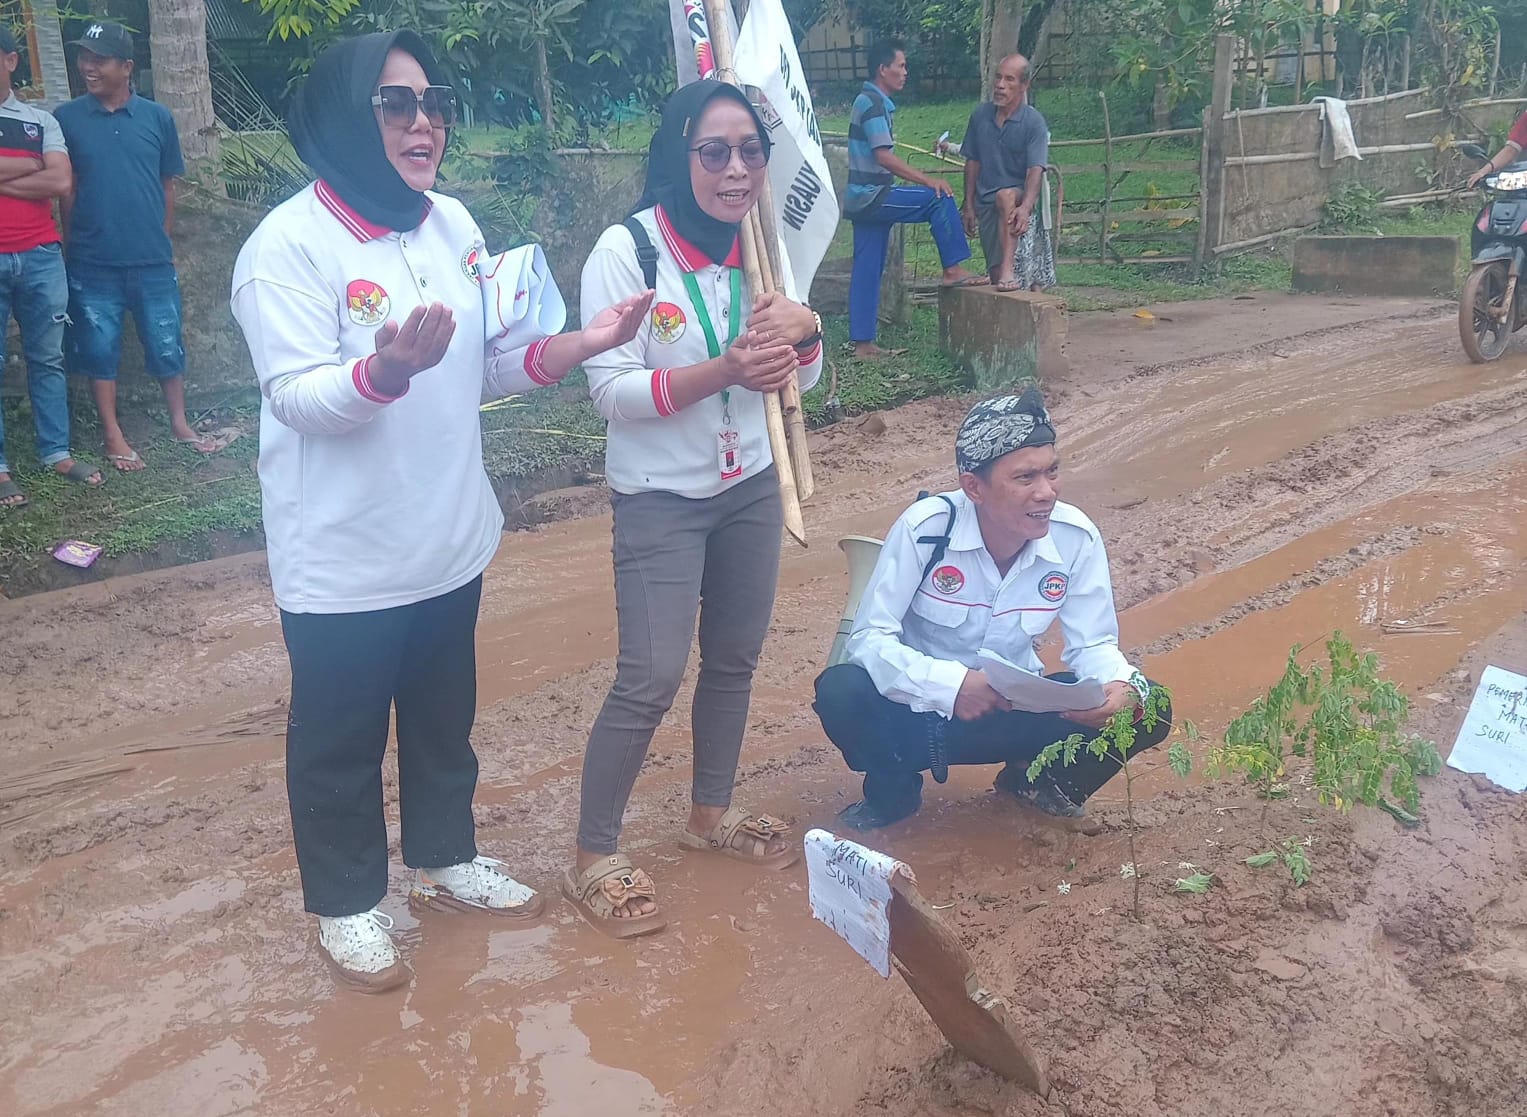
[{"x1": 10, "y1": 324, "x2": 1527, "y2": 1115}]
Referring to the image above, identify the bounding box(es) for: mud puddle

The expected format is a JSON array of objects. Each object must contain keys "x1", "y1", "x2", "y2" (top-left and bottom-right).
[{"x1": 4, "y1": 304, "x2": 1527, "y2": 1116}]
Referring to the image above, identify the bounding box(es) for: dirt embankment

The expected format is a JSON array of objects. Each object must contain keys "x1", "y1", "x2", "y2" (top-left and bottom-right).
[{"x1": 3, "y1": 294, "x2": 1526, "y2": 1117}]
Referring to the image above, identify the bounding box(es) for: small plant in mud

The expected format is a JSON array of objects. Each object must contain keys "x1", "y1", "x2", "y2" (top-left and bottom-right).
[
  {"x1": 1029, "y1": 684, "x2": 1194, "y2": 920},
  {"x1": 1213, "y1": 632, "x2": 1443, "y2": 885}
]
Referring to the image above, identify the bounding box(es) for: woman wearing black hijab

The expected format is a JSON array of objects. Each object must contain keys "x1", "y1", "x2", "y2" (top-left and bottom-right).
[
  {"x1": 230, "y1": 31, "x2": 650, "y2": 991},
  {"x1": 570, "y1": 80, "x2": 825, "y2": 937}
]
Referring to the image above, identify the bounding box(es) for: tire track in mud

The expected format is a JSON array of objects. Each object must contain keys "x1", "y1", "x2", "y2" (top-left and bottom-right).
[
  {"x1": 1092, "y1": 375, "x2": 1527, "y2": 640},
  {"x1": 1129, "y1": 525, "x2": 1428, "y2": 658}
]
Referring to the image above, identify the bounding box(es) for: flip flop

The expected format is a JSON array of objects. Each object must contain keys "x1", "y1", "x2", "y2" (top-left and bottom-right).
[
  {"x1": 941, "y1": 275, "x2": 991, "y2": 288},
  {"x1": 54, "y1": 459, "x2": 104, "y2": 486},
  {"x1": 995, "y1": 280, "x2": 1023, "y2": 292},
  {"x1": 0, "y1": 478, "x2": 28, "y2": 509},
  {"x1": 107, "y1": 450, "x2": 144, "y2": 472}
]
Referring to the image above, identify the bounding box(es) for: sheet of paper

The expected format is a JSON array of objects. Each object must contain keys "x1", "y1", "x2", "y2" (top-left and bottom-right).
[
  {"x1": 977, "y1": 648, "x2": 1107, "y2": 714},
  {"x1": 804, "y1": 828, "x2": 905, "y2": 978},
  {"x1": 1447, "y1": 665, "x2": 1527, "y2": 793}
]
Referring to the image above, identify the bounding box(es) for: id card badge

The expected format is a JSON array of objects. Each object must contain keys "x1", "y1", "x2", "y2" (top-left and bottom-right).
[{"x1": 717, "y1": 428, "x2": 743, "y2": 481}]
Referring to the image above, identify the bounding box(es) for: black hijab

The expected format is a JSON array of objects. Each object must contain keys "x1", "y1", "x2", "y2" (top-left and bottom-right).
[
  {"x1": 633, "y1": 80, "x2": 771, "y2": 265},
  {"x1": 289, "y1": 30, "x2": 448, "y2": 233}
]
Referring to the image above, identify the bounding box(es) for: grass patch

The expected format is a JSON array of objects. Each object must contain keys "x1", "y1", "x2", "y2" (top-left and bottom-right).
[
  {"x1": 0, "y1": 308, "x2": 961, "y2": 584},
  {"x1": 0, "y1": 393, "x2": 264, "y2": 577}
]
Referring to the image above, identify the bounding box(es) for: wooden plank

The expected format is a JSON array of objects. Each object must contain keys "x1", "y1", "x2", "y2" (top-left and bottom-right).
[
  {"x1": 888, "y1": 875, "x2": 1050, "y2": 1097},
  {"x1": 1061, "y1": 207, "x2": 1200, "y2": 225},
  {"x1": 1050, "y1": 127, "x2": 1202, "y2": 148},
  {"x1": 1200, "y1": 34, "x2": 1236, "y2": 268},
  {"x1": 1054, "y1": 159, "x2": 1202, "y2": 176},
  {"x1": 1055, "y1": 255, "x2": 1195, "y2": 266}
]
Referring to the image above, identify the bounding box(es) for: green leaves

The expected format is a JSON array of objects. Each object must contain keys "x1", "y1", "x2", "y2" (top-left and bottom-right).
[
  {"x1": 1244, "y1": 851, "x2": 1278, "y2": 868},
  {"x1": 1212, "y1": 631, "x2": 1441, "y2": 828},
  {"x1": 1173, "y1": 872, "x2": 1214, "y2": 894},
  {"x1": 1168, "y1": 738, "x2": 1194, "y2": 779},
  {"x1": 1279, "y1": 840, "x2": 1312, "y2": 887}
]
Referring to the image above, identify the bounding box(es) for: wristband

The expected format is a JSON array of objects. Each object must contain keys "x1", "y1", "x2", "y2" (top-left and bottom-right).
[{"x1": 793, "y1": 309, "x2": 823, "y2": 351}]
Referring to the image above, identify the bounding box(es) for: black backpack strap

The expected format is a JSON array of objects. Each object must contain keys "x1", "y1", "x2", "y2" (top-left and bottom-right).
[
  {"x1": 622, "y1": 216, "x2": 659, "y2": 292},
  {"x1": 914, "y1": 493, "x2": 958, "y2": 581}
]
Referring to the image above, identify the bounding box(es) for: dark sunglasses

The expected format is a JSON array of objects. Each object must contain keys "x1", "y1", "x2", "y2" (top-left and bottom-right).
[
  {"x1": 371, "y1": 84, "x2": 458, "y2": 128},
  {"x1": 689, "y1": 137, "x2": 769, "y2": 173}
]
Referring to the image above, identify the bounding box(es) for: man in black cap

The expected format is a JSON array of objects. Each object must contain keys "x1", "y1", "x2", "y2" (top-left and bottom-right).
[
  {"x1": 813, "y1": 388, "x2": 1170, "y2": 830},
  {"x1": 0, "y1": 27, "x2": 101, "y2": 508},
  {"x1": 55, "y1": 21, "x2": 214, "y2": 472}
]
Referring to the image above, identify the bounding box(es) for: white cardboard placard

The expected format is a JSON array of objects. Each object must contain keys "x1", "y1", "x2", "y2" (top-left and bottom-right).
[
  {"x1": 1447, "y1": 665, "x2": 1527, "y2": 792},
  {"x1": 804, "y1": 829, "x2": 906, "y2": 978}
]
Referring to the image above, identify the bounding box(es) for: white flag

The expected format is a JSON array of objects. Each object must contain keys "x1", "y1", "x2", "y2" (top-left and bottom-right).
[{"x1": 734, "y1": 0, "x2": 838, "y2": 300}]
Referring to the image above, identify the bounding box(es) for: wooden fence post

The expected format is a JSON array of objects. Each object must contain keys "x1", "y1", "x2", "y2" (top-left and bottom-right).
[{"x1": 1197, "y1": 33, "x2": 1237, "y2": 275}]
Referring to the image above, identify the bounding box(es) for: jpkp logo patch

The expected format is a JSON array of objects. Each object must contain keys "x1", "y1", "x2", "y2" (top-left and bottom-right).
[{"x1": 1039, "y1": 571, "x2": 1069, "y2": 602}]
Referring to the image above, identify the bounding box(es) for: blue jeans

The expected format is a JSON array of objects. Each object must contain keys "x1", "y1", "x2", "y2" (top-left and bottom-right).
[
  {"x1": 65, "y1": 262, "x2": 186, "y2": 381},
  {"x1": 848, "y1": 186, "x2": 972, "y2": 342},
  {"x1": 0, "y1": 243, "x2": 71, "y2": 475}
]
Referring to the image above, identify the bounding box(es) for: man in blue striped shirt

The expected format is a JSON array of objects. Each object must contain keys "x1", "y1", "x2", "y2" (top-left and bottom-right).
[{"x1": 846, "y1": 40, "x2": 986, "y2": 359}]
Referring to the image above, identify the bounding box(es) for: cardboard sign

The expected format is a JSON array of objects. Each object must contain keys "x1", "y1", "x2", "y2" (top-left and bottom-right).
[
  {"x1": 804, "y1": 829, "x2": 905, "y2": 978},
  {"x1": 1448, "y1": 665, "x2": 1527, "y2": 792}
]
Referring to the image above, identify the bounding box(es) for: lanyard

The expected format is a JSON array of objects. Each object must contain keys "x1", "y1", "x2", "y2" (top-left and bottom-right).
[{"x1": 680, "y1": 267, "x2": 743, "y2": 423}]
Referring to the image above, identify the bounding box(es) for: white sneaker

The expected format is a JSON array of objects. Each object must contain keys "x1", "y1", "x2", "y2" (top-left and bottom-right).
[
  {"x1": 411, "y1": 855, "x2": 545, "y2": 918},
  {"x1": 316, "y1": 909, "x2": 410, "y2": 993}
]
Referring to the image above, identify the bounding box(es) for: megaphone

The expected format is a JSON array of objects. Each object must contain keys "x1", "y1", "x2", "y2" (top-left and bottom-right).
[{"x1": 827, "y1": 535, "x2": 885, "y2": 668}]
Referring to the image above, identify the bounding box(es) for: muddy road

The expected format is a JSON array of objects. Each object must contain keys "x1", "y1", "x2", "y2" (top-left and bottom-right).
[{"x1": 3, "y1": 294, "x2": 1526, "y2": 1116}]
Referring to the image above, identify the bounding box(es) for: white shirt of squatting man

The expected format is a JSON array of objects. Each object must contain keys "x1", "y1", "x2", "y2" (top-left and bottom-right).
[
  {"x1": 231, "y1": 181, "x2": 563, "y2": 615},
  {"x1": 846, "y1": 490, "x2": 1140, "y2": 719},
  {"x1": 580, "y1": 205, "x2": 823, "y2": 500}
]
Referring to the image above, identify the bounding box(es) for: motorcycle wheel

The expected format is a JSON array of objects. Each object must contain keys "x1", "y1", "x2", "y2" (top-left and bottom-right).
[{"x1": 1459, "y1": 262, "x2": 1513, "y2": 363}]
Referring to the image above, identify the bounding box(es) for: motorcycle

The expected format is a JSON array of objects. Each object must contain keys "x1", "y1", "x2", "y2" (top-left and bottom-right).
[{"x1": 1457, "y1": 142, "x2": 1527, "y2": 363}]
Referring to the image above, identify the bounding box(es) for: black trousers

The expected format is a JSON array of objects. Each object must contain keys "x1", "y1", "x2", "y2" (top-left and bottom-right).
[
  {"x1": 280, "y1": 576, "x2": 483, "y2": 917},
  {"x1": 813, "y1": 663, "x2": 1171, "y2": 806}
]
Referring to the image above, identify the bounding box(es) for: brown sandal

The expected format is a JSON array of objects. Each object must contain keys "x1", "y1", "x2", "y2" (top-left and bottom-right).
[
  {"x1": 560, "y1": 855, "x2": 667, "y2": 940},
  {"x1": 679, "y1": 806, "x2": 801, "y2": 870}
]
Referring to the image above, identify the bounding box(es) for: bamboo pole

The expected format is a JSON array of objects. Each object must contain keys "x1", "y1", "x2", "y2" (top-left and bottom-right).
[
  {"x1": 751, "y1": 173, "x2": 815, "y2": 501},
  {"x1": 702, "y1": 0, "x2": 807, "y2": 547}
]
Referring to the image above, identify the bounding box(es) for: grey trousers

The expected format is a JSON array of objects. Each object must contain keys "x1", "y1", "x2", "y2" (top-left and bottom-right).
[{"x1": 576, "y1": 467, "x2": 784, "y2": 853}]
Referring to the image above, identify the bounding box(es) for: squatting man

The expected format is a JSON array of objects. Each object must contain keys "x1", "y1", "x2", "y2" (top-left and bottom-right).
[{"x1": 814, "y1": 389, "x2": 1170, "y2": 831}]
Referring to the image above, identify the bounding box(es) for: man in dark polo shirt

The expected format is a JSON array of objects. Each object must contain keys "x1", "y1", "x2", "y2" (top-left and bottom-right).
[
  {"x1": 56, "y1": 21, "x2": 214, "y2": 472},
  {"x1": 958, "y1": 54, "x2": 1050, "y2": 291},
  {"x1": 0, "y1": 27, "x2": 101, "y2": 508}
]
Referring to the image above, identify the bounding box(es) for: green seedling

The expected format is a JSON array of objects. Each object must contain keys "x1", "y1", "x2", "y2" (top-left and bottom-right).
[
  {"x1": 1244, "y1": 851, "x2": 1279, "y2": 868},
  {"x1": 1029, "y1": 685, "x2": 1186, "y2": 921},
  {"x1": 1280, "y1": 839, "x2": 1312, "y2": 887},
  {"x1": 1208, "y1": 633, "x2": 1443, "y2": 882}
]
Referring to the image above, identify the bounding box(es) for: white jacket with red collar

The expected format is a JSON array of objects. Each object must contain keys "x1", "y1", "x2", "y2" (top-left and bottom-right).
[
  {"x1": 579, "y1": 204, "x2": 823, "y2": 499},
  {"x1": 231, "y1": 181, "x2": 563, "y2": 614},
  {"x1": 847, "y1": 490, "x2": 1138, "y2": 718}
]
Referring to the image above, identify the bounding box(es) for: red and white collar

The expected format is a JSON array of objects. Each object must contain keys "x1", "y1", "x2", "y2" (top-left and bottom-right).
[
  {"x1": 654, "y1": 205, "x2": 743, "y2": 272},
  {"x1": 315, "y1": 179, "x2": 433, "y2": 243}
]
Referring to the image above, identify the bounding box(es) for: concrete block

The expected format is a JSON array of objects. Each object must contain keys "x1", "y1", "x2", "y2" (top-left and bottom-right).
[
  {"x1": 939, "y1": 287, "x2": 1069, "y2": 391},
  {"x1": 1292, "y1": 235, "x2": 1458, "y2": 297}
]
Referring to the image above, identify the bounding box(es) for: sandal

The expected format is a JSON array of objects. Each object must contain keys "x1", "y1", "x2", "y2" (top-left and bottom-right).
[
  {"x1": 995, "y1": 279, "x2": 1023, "y2": 292},
  {"x1": 54, "y1": 459, "x2": 103, "y2": 486},
  {"x1": 107, "y1": 450, "x2": 144, "y2": 472},
  {"x1": 679, "y1": 806, "x2": 800, "y2": 870},
  {"x1": 0, "y1": 478, "x2": 28, "y2": 509},
  {"x1": 940, "y1": 275, "x2": 991, "y2": 289},
  {"x1": 560, "y1": 855, "x2": 667, "y2": 940}
]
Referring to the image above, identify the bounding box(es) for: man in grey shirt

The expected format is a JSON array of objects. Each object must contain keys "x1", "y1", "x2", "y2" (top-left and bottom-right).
[{"x1": 958, "y1": 54, "x2": 1049, "y2": 291}]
